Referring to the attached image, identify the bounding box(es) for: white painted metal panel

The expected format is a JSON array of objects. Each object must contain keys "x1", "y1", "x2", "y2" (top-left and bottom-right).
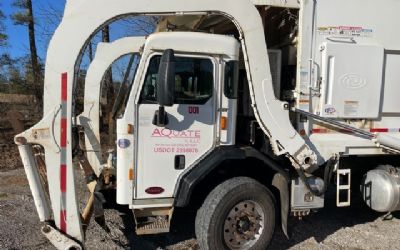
[
  {"x1": 136, "y1": 100, "x2": 216, "y2": 199},
  {"x1": 116, "y1": 119, "x2": 134, "y2": 204},
  {"x1": 320, "y1": 42, "x2": 384, "y2": 119}
]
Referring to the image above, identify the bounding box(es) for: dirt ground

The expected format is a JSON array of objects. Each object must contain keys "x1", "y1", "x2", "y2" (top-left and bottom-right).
[{"x1": 1, "y1": 167, "x2": 400, "y2": 250}]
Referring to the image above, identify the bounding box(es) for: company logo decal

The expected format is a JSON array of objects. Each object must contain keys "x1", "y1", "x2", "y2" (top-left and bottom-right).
[
  {"x1": 324, "y1": 107, "x2": 336, "y2": 115},
  {"x1": 340, "y1": 74, "x2": 367, "y2": 90},
  {"x1": 151, "y1": 128, "x2": 201, "y2": 154},
  {"x1": 151, "y1": 128, "x2": 200, "y2": 139}
]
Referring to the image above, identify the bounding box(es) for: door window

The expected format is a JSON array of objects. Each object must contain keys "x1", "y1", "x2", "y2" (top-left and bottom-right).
[{"x1": 140, "y1": 55, "x2": 214, "y2": 104}]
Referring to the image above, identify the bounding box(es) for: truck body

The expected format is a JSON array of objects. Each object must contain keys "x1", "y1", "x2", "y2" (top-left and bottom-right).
[{"x1": 15, "y1": 0, "x2": 400, "y2": 249}]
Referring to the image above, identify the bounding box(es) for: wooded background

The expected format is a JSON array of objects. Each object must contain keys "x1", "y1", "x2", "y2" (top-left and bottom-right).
[{"x1": 0, "y1": 0, "x2": 158, "y2": 99}]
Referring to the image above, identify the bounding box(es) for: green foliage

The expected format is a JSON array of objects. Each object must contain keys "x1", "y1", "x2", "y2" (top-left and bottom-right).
[
  {"x1": 11, "y1": 0, "x2": 32, "y2": 25},
  {"x1": 0, "y1": 55, "x2": 43, "y2": 95},
  {"x1": 12, "y1": 0, "x2": 29, "y2": 9},
  {"x1": 11, "y1": 12, "x2": 31, "y2": 26}
]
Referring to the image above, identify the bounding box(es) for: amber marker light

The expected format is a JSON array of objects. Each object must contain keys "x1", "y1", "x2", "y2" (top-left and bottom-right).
[
  {"x1": 128, "y1": 168, "x2": 134, "y2": 180},
  {"x1": 221, "y1": 116, "x2": 228, "y2": 130},
  {"x1": 127, "y1": 124, "x2": 134, "y2": 134}
]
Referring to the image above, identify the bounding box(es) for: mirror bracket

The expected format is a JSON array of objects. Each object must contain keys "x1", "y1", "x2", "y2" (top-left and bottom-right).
[{"x1": 152, "y1": 106, "x2": 169, "y2": 127}]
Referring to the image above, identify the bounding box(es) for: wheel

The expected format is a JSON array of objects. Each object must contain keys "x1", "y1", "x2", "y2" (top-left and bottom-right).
[{"x1": 195, "y1": 177, "x2": 276, "y2": 250}]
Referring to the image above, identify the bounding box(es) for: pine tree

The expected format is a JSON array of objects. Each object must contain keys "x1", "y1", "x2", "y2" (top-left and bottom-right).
[{"x1": 11, "y1": 0, "x2": 41, "y2": 88}]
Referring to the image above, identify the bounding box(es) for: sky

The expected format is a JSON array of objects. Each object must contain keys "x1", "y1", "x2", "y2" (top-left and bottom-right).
[
  {"x1": 1, "y1": 0, "x2": 153, "y2": 60},
  {"x1": 1, "y1": 0, "x2": 66, "y2": 59}
]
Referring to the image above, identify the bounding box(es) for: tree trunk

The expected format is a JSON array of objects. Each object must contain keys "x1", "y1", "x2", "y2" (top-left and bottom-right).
[
  {"x1": 27, "y1": 0, "x2": 41, "y2": 94},
  {"x1": 102, "y1": 26, "x2": 113, "y2": 87}
]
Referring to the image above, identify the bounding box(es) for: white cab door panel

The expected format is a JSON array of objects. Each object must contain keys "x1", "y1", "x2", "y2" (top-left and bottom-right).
[{"x1": 135, "y1": 55, "x2": 217, "y2": 199}]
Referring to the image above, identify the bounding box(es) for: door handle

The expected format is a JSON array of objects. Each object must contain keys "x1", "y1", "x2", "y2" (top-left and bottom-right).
[{"x1": 175, "y1": 155, "x2": 185, "y2": 170}]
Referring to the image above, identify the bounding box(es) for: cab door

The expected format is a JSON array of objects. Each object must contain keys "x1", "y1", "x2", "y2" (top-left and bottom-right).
[{"x1": 135, "y1": 54, "x2": 218, "y2": 199}]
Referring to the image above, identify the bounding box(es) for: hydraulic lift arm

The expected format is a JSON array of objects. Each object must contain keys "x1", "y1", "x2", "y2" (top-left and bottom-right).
[{"x1": 78, "y1": 36, "x2": 145, "y2": 176}]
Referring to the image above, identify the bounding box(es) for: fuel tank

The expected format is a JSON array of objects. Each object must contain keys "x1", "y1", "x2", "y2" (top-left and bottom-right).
[{"x1": 360, "y1": 165, "x2": 400, "y2": 212}]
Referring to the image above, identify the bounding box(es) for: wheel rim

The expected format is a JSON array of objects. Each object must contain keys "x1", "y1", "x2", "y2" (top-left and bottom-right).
[{"x1": 223, "y1": 200, "x2": 265, "y2": 249}]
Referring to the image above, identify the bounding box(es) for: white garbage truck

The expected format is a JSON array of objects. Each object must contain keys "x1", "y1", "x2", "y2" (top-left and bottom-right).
[{"x1": 15, "y1": 0, "x2": 400, "y2": 249}]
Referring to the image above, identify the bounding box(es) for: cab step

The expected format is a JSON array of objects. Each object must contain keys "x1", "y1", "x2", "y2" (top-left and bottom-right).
[{"x1": 133, "y1": 207, "x2": 173, "y2": 235}]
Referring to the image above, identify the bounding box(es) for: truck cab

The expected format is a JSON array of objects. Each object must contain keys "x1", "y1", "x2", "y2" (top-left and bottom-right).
[{"x1": 117, "y1": 32, "x2": 240, "y2": 205}]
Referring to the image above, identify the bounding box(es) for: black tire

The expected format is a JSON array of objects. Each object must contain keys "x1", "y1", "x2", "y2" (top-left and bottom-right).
[{"x1": 195, "y1": 177, "x2": 276, "y2": 250}]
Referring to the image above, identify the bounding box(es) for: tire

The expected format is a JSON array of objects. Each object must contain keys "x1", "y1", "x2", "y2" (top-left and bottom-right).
[{"x1": 195, "y1": 177, "x2": 276, "y2": 250}]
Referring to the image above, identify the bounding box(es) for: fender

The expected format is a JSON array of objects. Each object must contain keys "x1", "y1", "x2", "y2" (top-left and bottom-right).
[{"x1": 174, "y1": 146, "x2": 290, "y2": 237}]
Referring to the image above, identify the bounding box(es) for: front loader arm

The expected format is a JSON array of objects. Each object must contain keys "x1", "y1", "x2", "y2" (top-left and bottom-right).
[{"x1": 78, "y1": 36, "x2": 146, "y2": 176}]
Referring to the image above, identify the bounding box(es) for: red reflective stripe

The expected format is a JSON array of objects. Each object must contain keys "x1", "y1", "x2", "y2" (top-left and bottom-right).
[
  {"x1": 370, "y1": 128, "x2": 389, "y2": 133},
  {"x1": 60, "y1": 73, "x2": 68, "y2": 233},
  {"x1": 60, "y1": 118, "x2": 67, "y2": 147},
  {"x1": 60, "y1": 210, "x2": 67, "y2": 233},
  {"x1": 60, "y1": 164, "x2": 67, "y2": 193},
  {"x1": 313, "y1": 127, "x2": 400, "y2": 134},
  {"x1": 312, "y1": 129, "x2": 328, "y2": 133},
  {"x1": 61, "y1": 73, "x2": 67, "y2": 102}
]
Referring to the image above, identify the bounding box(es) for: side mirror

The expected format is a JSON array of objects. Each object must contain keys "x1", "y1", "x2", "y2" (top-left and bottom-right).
[
  {"x1": 157, "y1": 49, "x2": 175, "y2": 107},
  {"x1": 153, "y1": 49, "x2": 175, "y2": 127}
]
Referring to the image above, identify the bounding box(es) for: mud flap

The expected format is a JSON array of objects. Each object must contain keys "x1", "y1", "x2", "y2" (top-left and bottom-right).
[{"x1": 272, "y1": 173, "x2": 289, "y2": 238}]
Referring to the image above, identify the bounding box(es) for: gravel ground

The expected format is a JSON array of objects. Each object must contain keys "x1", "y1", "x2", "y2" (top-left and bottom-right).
[{"x1": 1, "y1": 168, "x2": 400, "y2": 250}]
